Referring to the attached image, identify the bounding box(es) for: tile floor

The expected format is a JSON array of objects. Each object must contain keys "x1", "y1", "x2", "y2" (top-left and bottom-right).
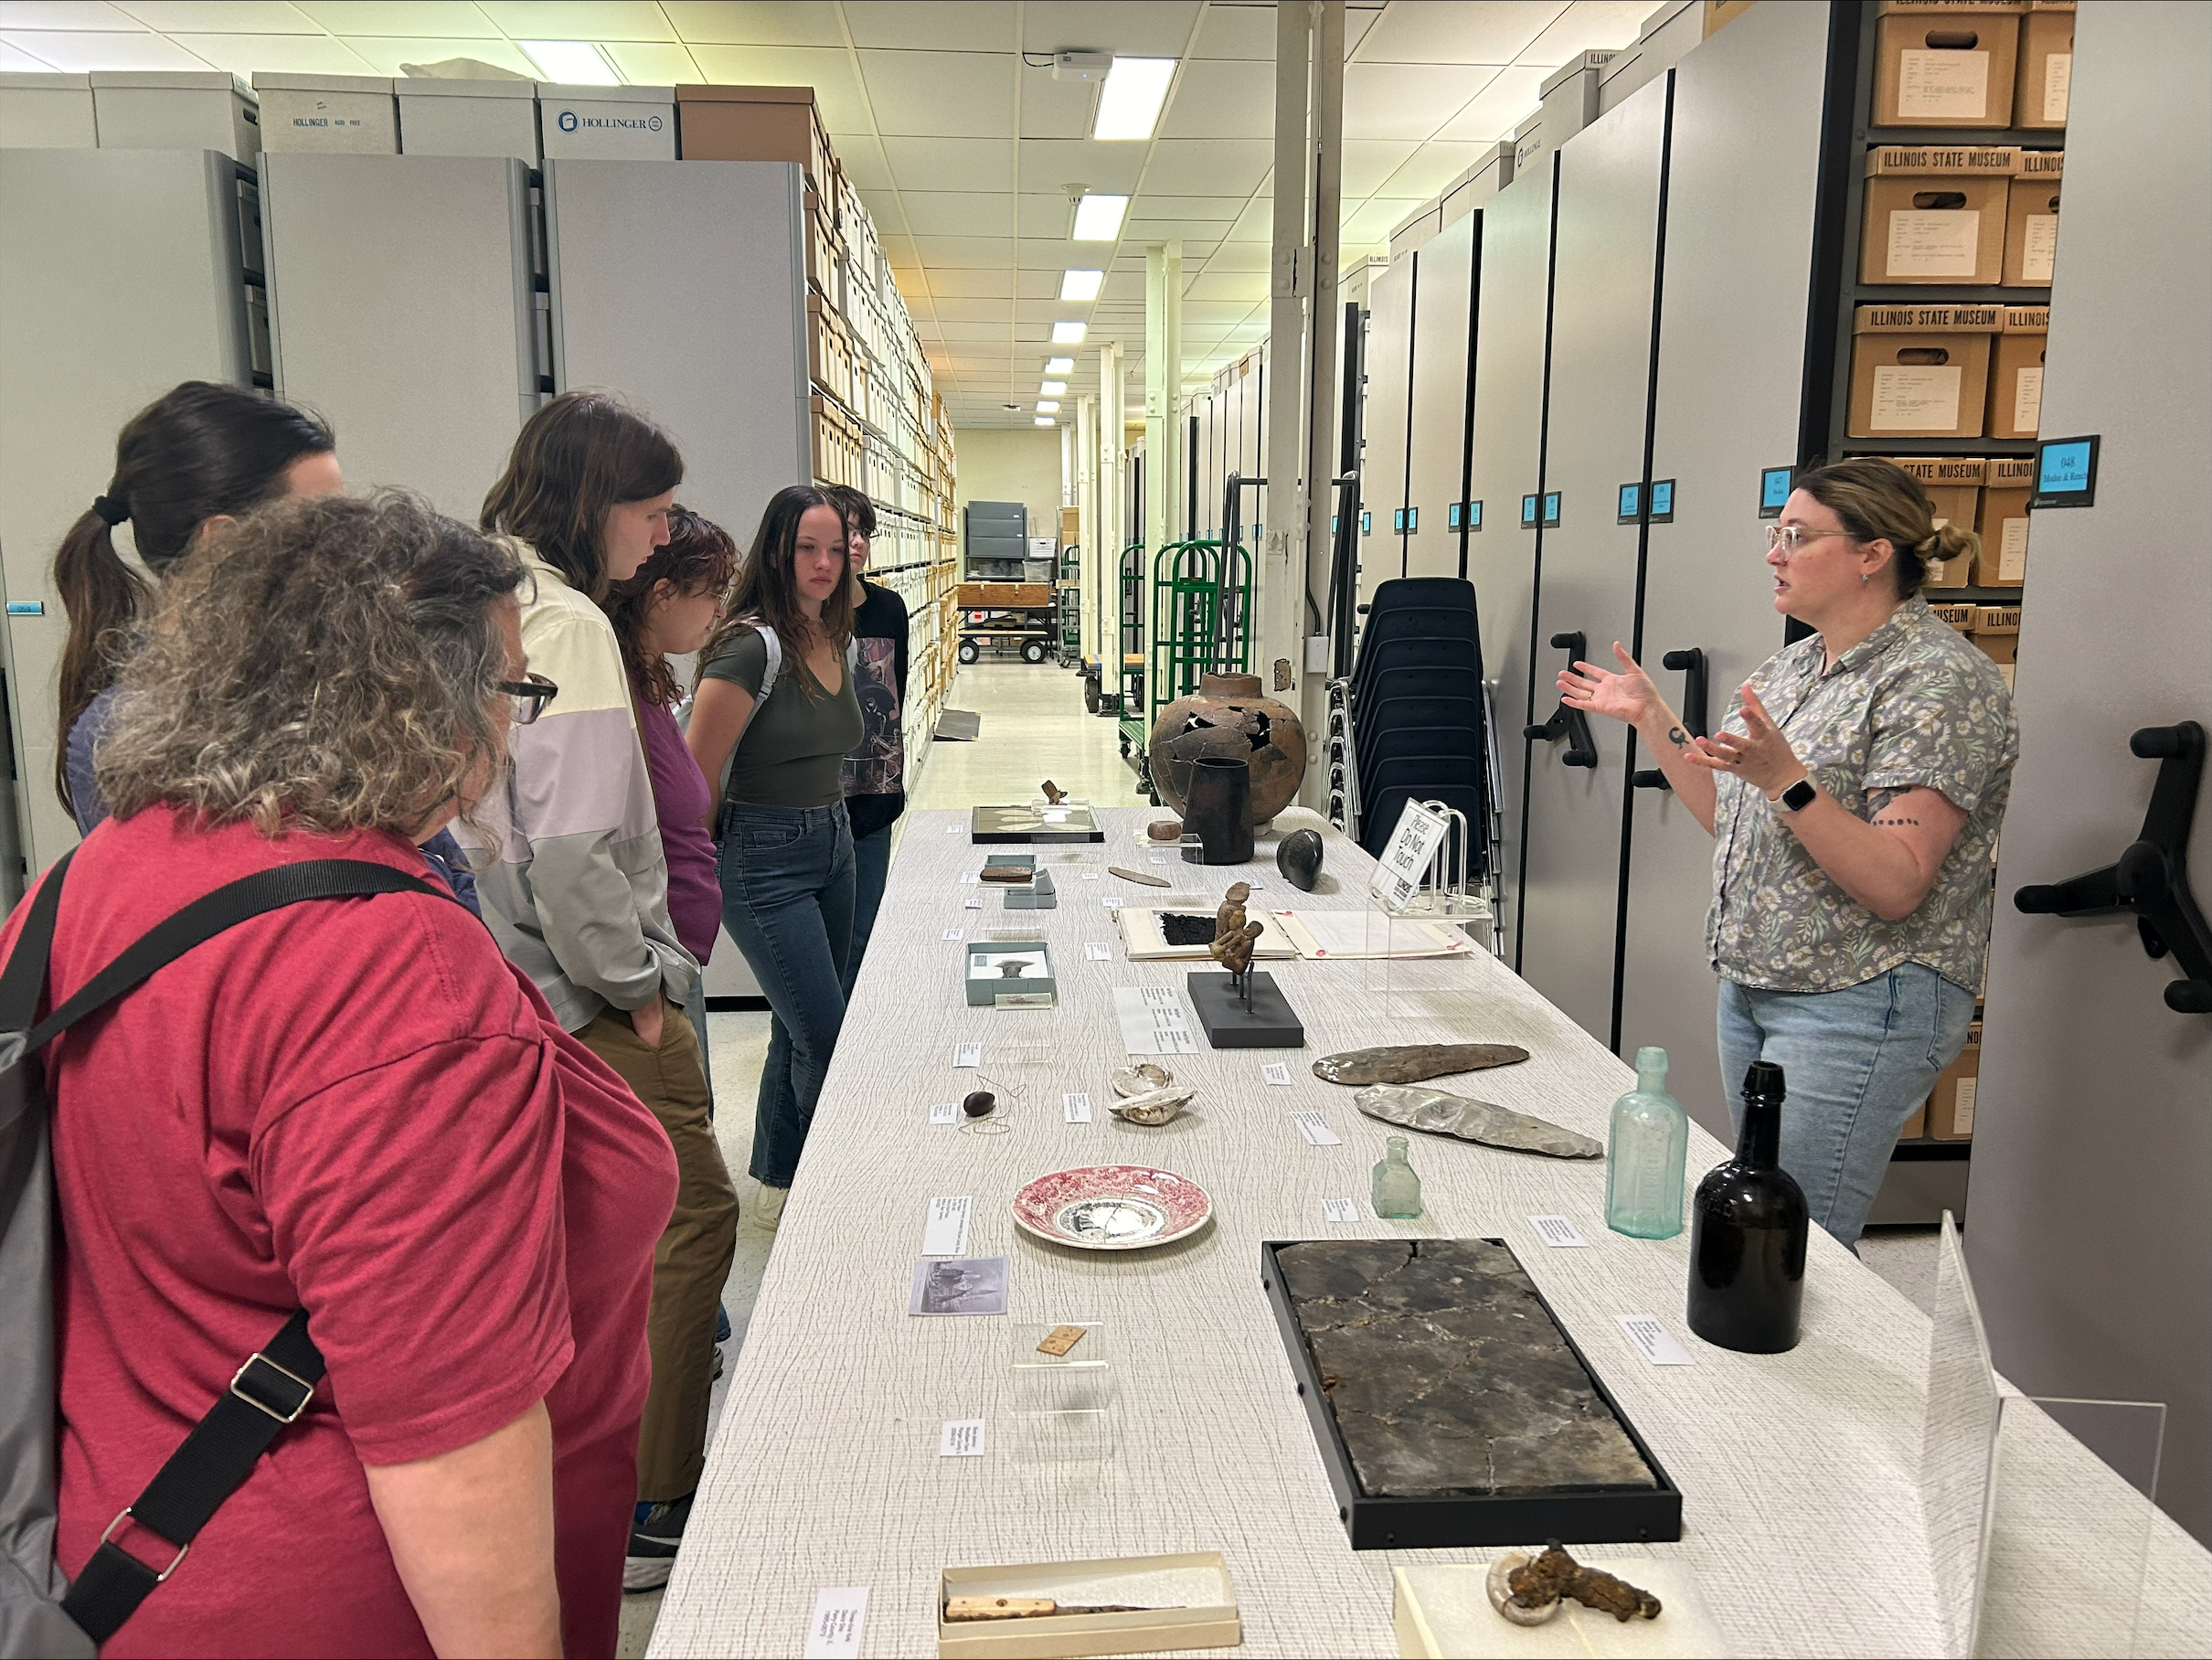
[{"x1": 617, "y1": 655, "x2": 1943, "y2": 1652}]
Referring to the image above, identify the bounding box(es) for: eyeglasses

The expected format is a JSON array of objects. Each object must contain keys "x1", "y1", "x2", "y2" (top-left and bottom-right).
[
  {"x1": 1765, "y1": 524, "x2": 1854, "y2": 555},
  {"x1": 499, "y1": 674, "x2": 558, "y2": 725}
]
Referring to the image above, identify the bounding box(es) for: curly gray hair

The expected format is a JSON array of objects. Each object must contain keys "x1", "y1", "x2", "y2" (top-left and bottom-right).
[{"x1": 96, "y1": 491, "x2": 525, "y2": 836}]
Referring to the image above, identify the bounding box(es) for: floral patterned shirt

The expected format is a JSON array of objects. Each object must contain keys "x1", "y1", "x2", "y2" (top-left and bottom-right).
[{"x1": 1707, "y1": 595, "x2": 2018, "y2": 994}]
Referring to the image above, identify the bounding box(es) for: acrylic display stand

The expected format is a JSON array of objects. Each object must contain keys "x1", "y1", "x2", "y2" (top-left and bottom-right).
[
  {"x1": 1363, "y1": 799, "x2": 1481, "y2": 1019},
  {"x1": 1010, "y1": 1320, "x2": 1117, "y2": 1463},
  {"x1": 1186, "y1": 970, "x2": 1304, "y2": 1048}
]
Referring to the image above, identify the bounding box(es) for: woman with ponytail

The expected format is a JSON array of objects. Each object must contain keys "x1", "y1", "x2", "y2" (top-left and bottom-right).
[{"x1": 1558, "y1": 457, "x2": 2016, "y2": 1249}]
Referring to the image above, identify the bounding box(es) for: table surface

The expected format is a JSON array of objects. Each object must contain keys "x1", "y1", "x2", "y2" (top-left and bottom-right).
[{"x1": 649, "y1": 809, "x2": 2212, "y2": 1659}]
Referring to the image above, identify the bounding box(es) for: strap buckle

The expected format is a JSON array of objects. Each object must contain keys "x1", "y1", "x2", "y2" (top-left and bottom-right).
[
  {"x1": 229, "y1": 1351, "x2": 314, "y2": 1424},
  {"x1": 96, "y1": 1508, "x2": 189, "y2": 1582}
]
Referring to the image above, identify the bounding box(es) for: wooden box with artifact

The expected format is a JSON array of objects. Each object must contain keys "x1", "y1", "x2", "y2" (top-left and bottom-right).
[{"x1": 935, "y1": 1552, "x2": 1239, "y2": 1659}]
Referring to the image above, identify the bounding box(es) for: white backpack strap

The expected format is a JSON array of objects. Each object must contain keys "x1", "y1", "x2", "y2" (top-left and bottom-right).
[{"x1": 754, "y1": 622, "x2": 783, "y2": 705}]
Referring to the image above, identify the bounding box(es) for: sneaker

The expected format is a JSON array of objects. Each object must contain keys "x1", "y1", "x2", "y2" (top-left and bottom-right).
[
  {"x1": 625, "y1": 1493, "x2": 695, "y2": 1591},
  {"x1": 751, "y1": 1183, "x2": 789, "y2": 1233},
  {"x1": 716, "y1": 1302, "x2": 731, "y2": 1344},
  {"x1": 710, "y1": 1343, "x2": 724, "y2": 1381}
]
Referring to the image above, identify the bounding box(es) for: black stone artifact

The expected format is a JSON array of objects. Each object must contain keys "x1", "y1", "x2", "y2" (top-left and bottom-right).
[
  {"x1": 962, "y1": 1090, "x2": 996, "y2": 1117},
  {"x1": 1276, "y1": 827, "x2": 1324, "y2": 891}
]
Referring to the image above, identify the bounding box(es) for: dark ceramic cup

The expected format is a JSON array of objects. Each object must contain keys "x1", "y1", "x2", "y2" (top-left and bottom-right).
[{"x1": 1185, "y1": 755, "x2": 1255, "y2": 865}]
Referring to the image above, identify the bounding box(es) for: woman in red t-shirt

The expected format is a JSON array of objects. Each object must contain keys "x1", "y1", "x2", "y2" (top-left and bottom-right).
[{"x1": 5, "y1": 493, "x2": 676, "y2": 1658}]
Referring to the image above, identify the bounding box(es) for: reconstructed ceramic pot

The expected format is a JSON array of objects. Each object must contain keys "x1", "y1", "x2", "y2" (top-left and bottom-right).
[{"x1": 1147, "y1": 672, "x2": 1307, "y2": 825}]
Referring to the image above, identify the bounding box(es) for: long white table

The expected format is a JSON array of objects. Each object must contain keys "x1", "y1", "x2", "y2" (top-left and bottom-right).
[{"x1": 650, "y1": 809, "x2": 2211, "y2": 1658}]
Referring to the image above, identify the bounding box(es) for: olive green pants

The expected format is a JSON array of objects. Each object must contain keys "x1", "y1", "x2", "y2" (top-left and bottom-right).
[{"x1": 580, "y1": 999, "x2": 739, "y2": 1503}]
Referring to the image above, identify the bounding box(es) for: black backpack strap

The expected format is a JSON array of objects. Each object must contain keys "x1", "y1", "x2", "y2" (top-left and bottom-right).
[{"x1": 5, "y1": 857, "x2": 456, "y2": 1647}]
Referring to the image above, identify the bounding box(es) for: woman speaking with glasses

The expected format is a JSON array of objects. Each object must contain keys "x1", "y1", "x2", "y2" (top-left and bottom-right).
[{"x1": 1560, "y1": 457, "x2": 2017, "y2": 1249}]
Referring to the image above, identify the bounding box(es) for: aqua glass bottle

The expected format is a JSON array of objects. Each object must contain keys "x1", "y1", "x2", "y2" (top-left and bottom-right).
[
  {"x1": 1372, "y1": 1135, "x2": 1424, "y2": 1218},
  {"x1": 1605, "y1": 1046, "x2": 1688, "y2": 1240}
]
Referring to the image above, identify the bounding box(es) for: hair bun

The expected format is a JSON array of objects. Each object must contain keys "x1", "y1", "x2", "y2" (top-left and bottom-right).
[{"x1": 92, "y1": 495, "x2": 130, "y2": 526}]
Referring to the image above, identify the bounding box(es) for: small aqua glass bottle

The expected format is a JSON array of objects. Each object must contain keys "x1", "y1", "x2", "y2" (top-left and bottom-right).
[
  {"x1": 1372, "y1": 1135, "x2": 1424, "y2": 1218},
  {"x1": 1606, "y1": 1046, "x2": 1688, "y2": 1240}
]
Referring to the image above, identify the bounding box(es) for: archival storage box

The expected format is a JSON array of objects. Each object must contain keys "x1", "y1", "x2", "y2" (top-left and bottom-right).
[
  {"x1": 538, "y1": 85, "x2": 674, "y2": 160},
  {"x1": 1861, "y1": 145, "x2": 2014, "y2": 285},
  {"x1": 1989, "y1": 305, "x2": 2049, "y2": 442},
  {"x1": 0, "y1": 72, "x2": 95, "y2": 148},
  {"x1": 395, "y1": 78, "x2": 537, "y2": 161},
  {"x1": 90, "y1": 71, "x2": 257, "y2": 161},
  {"x1": 1848, "y1": 304, "x2": 2001, "y2": 440},
  {"x1": 1883, "y1": 454, "x2": 1986, "y2": 538},
  {"x1": 2015, "y1": 1, "x2": 2076, "y2": 130},
  {"x1": 2004, "y1": 149, "x2": 2062, "y2": 286},
  {"x1": 253, "y1": 73, "x2": 397, "y2": 154},
  {"x1": 675, "y1": 83, "x2": 831, "y2": 189},
  {"x1": 1873, "y1": 1, "x2": 2026, "y2": 129}
]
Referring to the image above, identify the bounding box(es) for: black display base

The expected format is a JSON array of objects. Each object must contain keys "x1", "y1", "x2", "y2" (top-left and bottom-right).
[{"x1": 1186, "y1": 971, "x2": 1304, "y2": 1048}]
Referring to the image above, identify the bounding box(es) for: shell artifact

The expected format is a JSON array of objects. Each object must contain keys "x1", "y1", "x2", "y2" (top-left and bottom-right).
[
  {"x1": 1356, "y1": 1084, "x2": 1602, "y2": 1159},
  {"x1": 1485, "y1": 1553, "x2": 1557, "y2": 1626},
  {"x1": 1490, "y1": 1545, "x2": 1661, "y2": 1624},
  {"x1": 1107, "y1": 1086, "x2": 1195, "y2": 1126},
  {"x1": 1111, "y1": 1063, "x2": 1174, "y2": 1097},
  {"x1": 1312, "y1": 1042, "x2": 1531, "y2": 1086}
]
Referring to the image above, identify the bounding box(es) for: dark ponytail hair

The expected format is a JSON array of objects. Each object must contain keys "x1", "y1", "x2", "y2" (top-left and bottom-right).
[
  {"x1": 53, "y1": 381, "x2": 334, "y2": 811},
  {"x1": 479, "y1": 392, "x2": 684, "y2": 601}
]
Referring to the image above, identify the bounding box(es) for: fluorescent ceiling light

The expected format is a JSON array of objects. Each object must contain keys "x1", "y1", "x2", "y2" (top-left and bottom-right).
[
  {"x1": 1046, "y1": 356, "x2": 1075, "y2": 374},
  {"x1": 1059, "y1": 269, "x2": 1105, "y2": 303},
  {"x1": 1035, "y1": 416, "x2": 1058, "y2": 426},
  {"x1": 1051, "y1": 321, "x2": 1088, "y2": 345},
  {"x1": 1093, "y1": 57, "x2": 1176, "y2": 142},
  {"x1": 1070, "y1": 193, "x2": 1130, "y2": 241},
  {"x1": 1040, "y1": 380, "x2": 1067, "y2": 395},
  {"x1": 521, "y1": 41, "x2": 622, "y2": 85},
  {"x1": 1037, "y1": 400, "x2": 1060, "y2": 412}
]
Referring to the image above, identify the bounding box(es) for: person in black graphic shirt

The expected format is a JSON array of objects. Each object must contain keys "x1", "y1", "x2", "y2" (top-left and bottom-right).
[{"x1": 823, "y1": 485, "x2": 909, "y2": 1000}]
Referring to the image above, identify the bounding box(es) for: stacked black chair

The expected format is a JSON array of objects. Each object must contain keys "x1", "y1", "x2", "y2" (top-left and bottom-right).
[{"x1": 1347, "y1": 578, "x2": 1487, "y2": 874}]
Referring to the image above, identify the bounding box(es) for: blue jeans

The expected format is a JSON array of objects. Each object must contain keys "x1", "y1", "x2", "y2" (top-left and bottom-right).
[
  {"x1": 718, "y1": 801, "x2": 856, "y2": 1189},
  {"x1": 1717, "y1": 963, "x2": 1975, "y2": 1250},
  {"x1": 841, "y1": 825, "x2": 895, "y2": 1002}
]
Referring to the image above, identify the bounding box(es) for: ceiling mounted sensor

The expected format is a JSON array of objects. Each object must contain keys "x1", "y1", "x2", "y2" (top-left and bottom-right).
[
  {"x1": 1051, "y1": 322, "x2": 1088, "y2": 345},
  {"x1": 1070, "y1": 192, "x2": 1130, "y2": 242},
  {"x1": 521, "y1": 41, "x2": 622, "y2": 85},
  {"x1": 1093, "y1": 58, "x2": 1177, "y2": 142},
  {"x1": 1051, "y1": 52, "x2": 1114, "y2": 84},
  {"x1": 1059, "y1": 270, "x2": 1104, "y2": 302}
]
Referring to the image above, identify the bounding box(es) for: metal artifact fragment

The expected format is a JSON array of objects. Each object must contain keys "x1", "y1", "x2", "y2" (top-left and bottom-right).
[
  {"x1": 1487, "y1": 1546, "x2": 1661, "y2": 1624},
  {"x1": 1312, "y1": 1042, "x2": 1532, "y2": 1086},
  {"x1": 1354, "y1": 1084, "x2": 1601, "y2": 1159}
]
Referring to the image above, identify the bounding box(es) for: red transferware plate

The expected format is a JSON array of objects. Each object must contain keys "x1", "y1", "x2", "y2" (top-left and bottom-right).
[{"x1": 1012, "y1": 1165, "x2": 1214, "y2": 1251}]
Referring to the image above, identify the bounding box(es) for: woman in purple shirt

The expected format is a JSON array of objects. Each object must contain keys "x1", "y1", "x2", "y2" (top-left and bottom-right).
[{"x1": 603, "y1": 505, "x2": 737, "y2": 1076}]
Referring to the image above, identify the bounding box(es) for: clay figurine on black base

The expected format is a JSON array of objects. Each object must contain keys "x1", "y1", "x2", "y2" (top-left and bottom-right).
[{"x1": 1276, "y1": 827, "x2": 1324, "y2": 891}]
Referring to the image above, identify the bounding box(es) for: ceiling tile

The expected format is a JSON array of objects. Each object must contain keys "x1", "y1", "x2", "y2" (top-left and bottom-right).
[
  {"x1": 1181, "y1": 299, "x2": 1257, "y2": 325},
  {"x1": 1142, "y1": 138, "x2": 1270, "y2": 196},
  {"x1": 899, "y1": 190, "x2": 1018, "y2": 236},
  {"x1": 685, "y1": 45, "x2": 868, "y2": 130},
  {"x1": 601, "y1": 39, "x2": 702, "y2": 81},
  {"x1": 295, "y1": 2, "x2": 498, "y2": 34},
  {"x1": 1016, "y1": 297, "x2": 1078, "y2": 325},
  {"x1": 1375, "y1": 139, "x2": 1494, "y2": 200},
  {"x1": 1154, "y1": 55, "x2": 1271, "y2": 140},
  {"x1": 0, "y1": 27, "x2": 209, "y2": 68},
  {"x1": 844, "y1": 1, "x2": 1014, "y2": 52},
  {"x1": 1345, "y1": 61, "x2": 1493, "y2": 140},
  {"x1": 923, "y1": 267, "x2": 1017, "y2": 298},
  {"x1": 1134, "y1": 190, "x2": 1248, "y2": 219},
  {"x1": 476, "y1": 1, "x2": 674, "y2": 40},
  {"x1": 1016, "y1": 235, "x2": 1088, "y2": 271},
  {"x1": 835, "y1": 134, "x2": 895, "y2": 191},
  {"x1": 1340, "y1": 195, "x2": 1424, "y2": 244},
  {"x1": 1021, "y1": 1, "x2": 1199, "y2": 57},
  {"x1": 1436, "y1": 63, "x2": 1546, "y2": 141},
  {"x1": 1340, "y1": 138, "x2": 1417, "y2": 196},
  {"x1": 1196, "y1": 240, "x2": 1267, "y2": 271},
  {"x1": 1521, "y1": 0, "x2": 1663, "y2": 69},
  {"x1": 1224, "y1": 195, "x2": 1271, "y2": 239},
  {"x1": 171, "y1": 29, "x2": 370, "y2": 70},
  {"x1": 346, "y1": 36, "x2": 535, "y2": 75},
  {"x1": 1016, "y1": 268, "x2": 1057, "y2": 299},
  {"x1": 930, "y1": 296, "x2": 1015, "y2": 323},
  {"x1": 1018, "y1": 136, "x2": 1144, "y2": 196},
  {"x1": 0, "y1": 3, "x2": 140, "y2": 27},
  {"x1": 661, "y1": 0, "x2": 842, "y2": 46},
  {"x1": 0, "y1": 36, "x2": 48, "y2": 65},
  {"x1": 1123, "y1": 218, "x2": 1227, "y2": 244},
  {"x1": 1184, "y1": 269, "x2": 1266, "y2": 303},
  {"x1": 1356, "y1": 0, "x2": 1565, "y2": 65},
  {"x1": 1017, "y1": 190, "x2": 1079, "y2": 237},
  {"x1": 1189, "y1": 1, "x2": 1271, "y2": 60},
  {"x1": 937, "y1": 320, "x2": 1015, "y2": 342},
  {"x1": 112, "y1": 1, "x2": 313, "y2": 31},
  {"x1": 859, "y1": 48, "x2": 1014, "y2": 138},
  {"x1": 883, "y1": 135, "x2": 1015, "y2": 191}
]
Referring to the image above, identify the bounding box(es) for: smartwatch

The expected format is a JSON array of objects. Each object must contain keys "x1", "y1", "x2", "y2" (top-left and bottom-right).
[{"x1": 1773, "y1": 777, "x2": 1817, "y2": 813}]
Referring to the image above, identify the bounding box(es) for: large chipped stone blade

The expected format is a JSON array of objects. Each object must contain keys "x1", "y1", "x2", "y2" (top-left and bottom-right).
[
  {"x1": 1355, "y1": 1084, "x2": 1602, "y2": 1159},
  {"x1": 1312, "y1": 1042, "x2": 1530, "y2": 1086}
]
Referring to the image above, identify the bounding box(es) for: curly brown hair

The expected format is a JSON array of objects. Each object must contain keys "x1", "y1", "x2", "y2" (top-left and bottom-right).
[
  {"x1": 602, "y1": 504, "x2": 738, "y2": 709},
  {"x1": 96, "y1": 492, "x2": 525, "y2": 837}
]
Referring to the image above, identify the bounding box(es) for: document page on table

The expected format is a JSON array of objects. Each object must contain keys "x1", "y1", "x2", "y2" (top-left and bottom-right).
[
  {"x1": 1112, "y1": 984, "x2": 1197, "y2": 1054},
  {"x1": 1269, "y1": 910, "x2": 1474, "y2": 960}
]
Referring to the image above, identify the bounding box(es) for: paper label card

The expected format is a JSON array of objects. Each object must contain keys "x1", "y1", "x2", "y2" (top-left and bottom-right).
[
  {"x1": 1063, "y1": 1091, "x2": 1092, "y2": 1123},
  {"x1": 960, "y1": 871, "x2": 980, "y2": 884},
  {"x1": 1871, "y1": 363, "x2": 1963, "y2": 431},
  {"x1": 1954, "y1": 1076, "x2": 1978, "y2": 1135},
  {"x1": 1323, "y1": 1197, "x2": 1358, "y2": 1223},
  {"x1": 1999, "y1": 517, "x2": 2029, "y2": 581},
  {"x1": 1886, "y1": 209, "x2": 1981, "y2": 279},
  {"x1": 939, "y1": 1420, "x2": 985, "y2": 1457},
  {"x1": 1261, "y1": 1062, "x2": 1292, "y2": 1086},
  {"x1": 942, "y1": 928, "x2": 964, "y2": 942},
  {"x1": 1292, "y1": 1112, "x2": 1343, "y2": 1146},
  {"x1": 1369, "y1": 798, "x2": 1452, "y2": 912},
  {"x1": 1530, "y1": 1214, "x2": 1590, "y2": 1249},
  {"x1": 930, "y1": 1101, "x2": 958, "y2": 1125},
  {"x1": 2020, "y1": 215, "x2": 2058, "y2": 284},
  {"x1": 1084, "y1": 942, "x2": 1111, "y2": 962},
  {"x1": 803, "y1": 1587, "x2": 869, "y2": 1659},
  {"x1": 2043, "y1": 52, "x2": 2070, "y2": 122},
  {"x1": 1898, "y1": 47, "x2": 1991, "y2": 121},
  {"x1": 922, "y1": 1195, "x2": 973, "y2": 1257},
  {"x1": 1112, "y1": 985, "x2": 1197, "y2": 1055},
  {"x1": 1101, "y1": 894, "x2": 1124, "y2": 909},
  {"x1": 2012, "y1": 367, "x2": 2043, "y2": 435},
  {"x1": 1617, "y1": 1314, "x2": 1695, "y2": 1366},
  {"x1": 952, "y1": 1042, "x2": 982, "y2": 1068},
  {"x1": 1080, "y1": 870, "x2": 1101, "y2": 880},
  {"x1": 964, "y1": 896, "x2": 983, "y2": 910},
  {"x1": 947, "y1": 823, "x2": 962, "y2": 833}
]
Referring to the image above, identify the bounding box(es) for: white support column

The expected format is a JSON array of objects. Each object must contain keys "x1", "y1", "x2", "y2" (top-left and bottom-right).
[
  {"x1": 1262, "y1": 0, "x2": 1313, "y2": 707},
  {"x1": 1300, "y1": 0, "x2": 1345, "y2": 805},
  {"x1": 1099, "y1": 339, "x2": 1124, "y2": 681},
  {"x1": 1077, "y1": 392, "x2": 1098, "y2": 664}
]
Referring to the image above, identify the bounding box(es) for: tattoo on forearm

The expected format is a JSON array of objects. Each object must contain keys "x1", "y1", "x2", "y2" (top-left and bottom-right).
[
  {"x1": 1867, "y1": 786, "x2": 1920, "y2": 828},
  {"x1": 1873, "y1": 814, "x2": 1921, "y2": 826},
  {"x1": 1666, "y1": 726, "x2": 1687, "y2": 748}
]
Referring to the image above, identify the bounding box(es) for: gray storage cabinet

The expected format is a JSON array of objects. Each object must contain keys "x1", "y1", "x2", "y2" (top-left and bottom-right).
[
  {"x1": 1514, "y1": 73, "x2": 1670, "y2": 1048},
  {"x1": 1404, "y1": 211, "x2": 1476, "y2": 581},
  {"x1": 1357, "y1": 255, "x2": 1412, "y2": 606},
  {"x1": 0, "y1": 147, "x2": 255, "y2": 885}
]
